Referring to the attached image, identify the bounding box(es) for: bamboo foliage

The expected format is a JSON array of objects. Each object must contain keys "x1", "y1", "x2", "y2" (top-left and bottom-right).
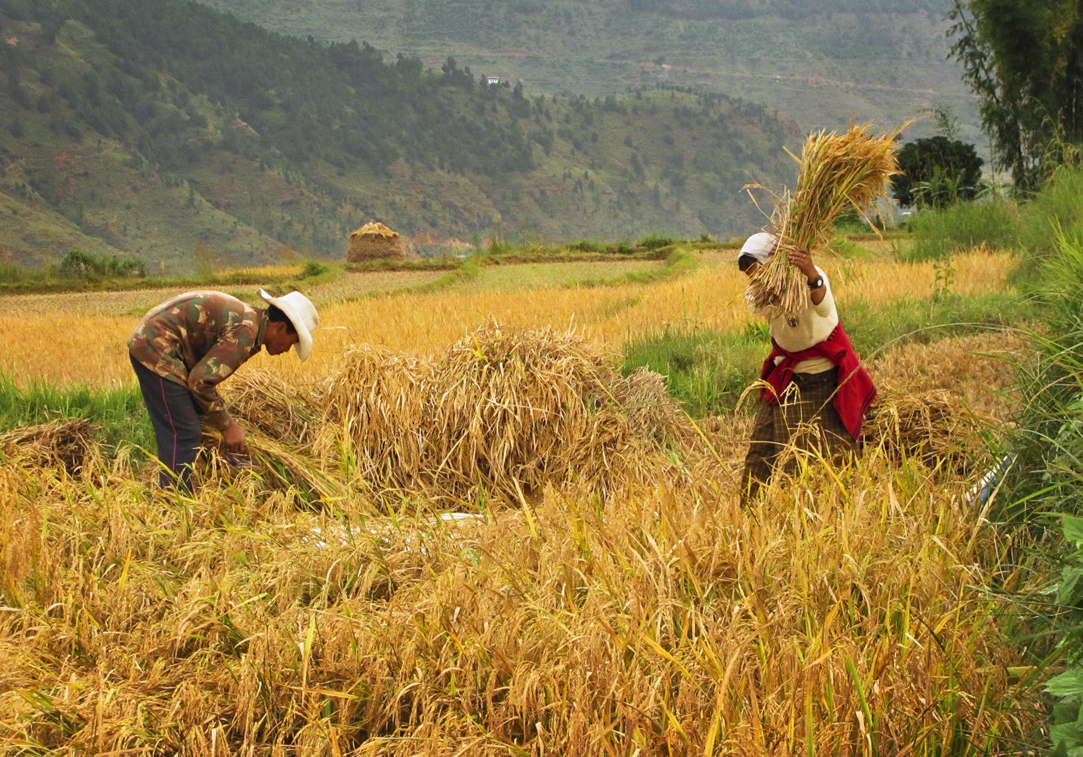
[{"x1": 748, "y1": 122, "x2": 905, "y2": 317}]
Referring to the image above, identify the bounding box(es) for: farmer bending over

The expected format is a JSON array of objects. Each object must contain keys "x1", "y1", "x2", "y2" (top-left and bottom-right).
[
  {"x1": 738, "y1": 232, "x2": 876, "y2": 504},
  {"x1": 128, "y1": 289, "x2": 319, "y2": 490}
]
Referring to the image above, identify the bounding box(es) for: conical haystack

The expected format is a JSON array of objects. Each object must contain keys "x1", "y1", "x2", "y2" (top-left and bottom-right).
[{"x1": 346, "y1": 220, "x2": 406, "y2": 263}]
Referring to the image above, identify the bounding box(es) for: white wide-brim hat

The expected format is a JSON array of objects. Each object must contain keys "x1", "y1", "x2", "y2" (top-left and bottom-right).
[
  {"x1": 738, "y1": 232, "x2": 777, "y2": 265},
  {"x1": 259, "y1": 289, "x2": 320, "y2": 361}
]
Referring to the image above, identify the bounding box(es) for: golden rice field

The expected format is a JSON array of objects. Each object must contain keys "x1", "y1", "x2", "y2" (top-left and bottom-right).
[
  {"x1": 0, "y1": 250, "x2": 1010, "y2": 388},
  {"x1": 451, "y1": 258, "x2": 665, "y2": 291},
  {"x1": 0, "y1": 248, "x2": 1042, "y2": 755},
  {"x1": 0, "y1": 269, "x2": 448, "y2": 318}
]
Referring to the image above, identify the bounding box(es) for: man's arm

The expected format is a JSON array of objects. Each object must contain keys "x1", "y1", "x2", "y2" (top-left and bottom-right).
[{"x1": 186, "y1": 326, "x2": 256, "y2": 452}]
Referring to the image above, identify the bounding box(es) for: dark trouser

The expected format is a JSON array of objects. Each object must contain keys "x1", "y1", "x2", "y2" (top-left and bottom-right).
[
  {"x1": 741, "y1": 367, "x2": 859, "y2": 504},
  {"x1": 130, "y1": 353, "x2": 202, "y2": 490}
]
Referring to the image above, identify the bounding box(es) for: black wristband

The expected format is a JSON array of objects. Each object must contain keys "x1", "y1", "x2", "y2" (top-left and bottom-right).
[{"x1": 808, "y1": 275, "x2": 824, "y2": 290}]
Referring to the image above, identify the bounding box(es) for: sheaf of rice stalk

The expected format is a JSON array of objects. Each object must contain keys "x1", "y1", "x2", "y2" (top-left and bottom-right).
[
  {"x1": 863, "y1": 387, "x2": 996, "y2": 476},
  {"x1": 320, "y1": 322, "x2": 687, "y2": 505},
  {"x1": 220, "y1": 371, "x2": 327, "y2": 448},
  {"x1": 315, "y1": 344, "x2": 435, "y2": 494},
  {"x1": 0, "y1": 418, "x2": 100, "y2": 475},
  {"x1": 748, "y1": 122, "x2": 905, "y2": 317},
  {"x1": 200, "y1": 426, "x2": 348, "y2": 504}
]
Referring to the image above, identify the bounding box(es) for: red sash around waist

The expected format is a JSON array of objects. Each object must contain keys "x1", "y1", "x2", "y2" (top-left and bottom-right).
[{"x1": 760, "y1": 321, "x2": 877, "y2": 439}]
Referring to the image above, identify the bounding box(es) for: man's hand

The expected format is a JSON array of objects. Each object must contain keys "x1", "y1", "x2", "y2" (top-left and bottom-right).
[
  {"x1": 223, "y1": 423, "x2": 247, "y2": 455},
  {"x1": 787, "y1": 246, "x2": 818, "y2": 280}
]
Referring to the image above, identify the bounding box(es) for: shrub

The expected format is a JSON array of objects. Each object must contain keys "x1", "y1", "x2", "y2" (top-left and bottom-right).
[
  {"x1": 0, "y1": 263, "x2": 26, "y2": 285},
  {"x1": 487, "y1": 237, "x2": 514, "y2": 255},
  {"x1": 995, "y1": 167, "x2": 1083, "y2": 290},
  {"x1": 55, "y1": 248, "x2": 146, "y2": 279},
  {"x1": 998, "y1": 223, "x2": 1083, "y2": 756},
  {"x1": 1004, "y1": 226, "x2": 1083, "y2": 520},
  {"x1": 1018, "y1": 166, "x2": 1083, "y2": 262},
  {"x1": 892, "y1": 136, "x2": 984, "y2": 209},
  {"x1": 568, "y1": 240, "x2": 598, "y2": 252},
  {"x1": 899, "y1": 201, "x2": 1019, "y2": 262},
  {"x1": 639, "y1": 233, "x2": 676, "y2": 249},
  {"x1": 605, "y1": 240, "x2": 635, "y2": 255},
  {"x1": 302, "y1": 260, "x2": 329, "y2": 278},
  {"x1": 833, "y1": 207, "x2": 869, "y2": 233},
  {"x1": 56, "y1": 249, "x2": 98, "y2": 277}
]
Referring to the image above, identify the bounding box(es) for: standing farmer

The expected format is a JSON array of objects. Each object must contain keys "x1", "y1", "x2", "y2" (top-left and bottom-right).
[
  {"x1": 129, "y1": 289, "x2": 319, "y2": 490},
  {"x1": 738, "y1": 232, "x2": 876, "y2": 503}
]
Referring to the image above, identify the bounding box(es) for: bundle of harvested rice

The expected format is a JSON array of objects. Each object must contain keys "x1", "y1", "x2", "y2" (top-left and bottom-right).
[
  {"x1": 346, "y1": 220, "x2": 407, "y2": 263},
  {"x1": 427, "y1": 324, "x2": 625, "y2": 497},
  {"x1": 864, "y1": 388, "x2": 995, "y2": 475},
  {"x1": 199, "y1": 427, "x2": 348, "y2": 504},
  {"x1": 220, "y1": 371, "x2": 327, "y2": 448},
  {"x1": 748, "y1": 122, "x2": 903, "y2": 317},
  {"x1": 321, "y1": 322, "x2": 686, "y2": 504},
  {"x1": 0, "y1": 418, "x2": 99, "y2": 474},
  {"x1": 612, "y1": 366, "x2": 688, "y2": 442},
  {"x1": 319, "y1": 345, "x2": 434, "y2": 491}
]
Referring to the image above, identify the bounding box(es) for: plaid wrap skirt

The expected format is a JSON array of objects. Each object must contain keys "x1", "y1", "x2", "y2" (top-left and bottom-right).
[{"x1": 741, "y1": 366, "x2": 859, "y2": 503}]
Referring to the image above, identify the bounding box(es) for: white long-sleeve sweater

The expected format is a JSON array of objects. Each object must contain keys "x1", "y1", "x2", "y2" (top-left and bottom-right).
[{"x1": 749, "y1": 265, "x2": 839, "y2": 374}]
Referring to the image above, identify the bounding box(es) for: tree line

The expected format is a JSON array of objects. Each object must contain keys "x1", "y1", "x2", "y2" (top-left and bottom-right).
[
  {"x1": 627, "y1": 0, "x2": 946, "y2": 20},
  {"x1": 0, "y1": 0, "x2": 801, "y2": 258},
  {"x1": 0, "y1": 0, "x2": 536, "y2": 178}
]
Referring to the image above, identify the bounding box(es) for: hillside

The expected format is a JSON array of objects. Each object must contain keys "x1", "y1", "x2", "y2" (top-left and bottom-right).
[
  {"x1": 195, "y1": 0, "x2": 981, "y2": 146},
  {"x1": 0, "y1": 0, "x2": 802, "y2": 273}
]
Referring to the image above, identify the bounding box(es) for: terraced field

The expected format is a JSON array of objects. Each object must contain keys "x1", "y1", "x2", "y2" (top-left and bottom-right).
[{"x1": 0, "y1": 240, "x2": 1044, "y2": 756}]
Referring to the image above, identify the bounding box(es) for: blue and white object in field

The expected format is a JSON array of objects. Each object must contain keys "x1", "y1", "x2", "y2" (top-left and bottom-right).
[{"x1": 966, "y1": 453, "x2": 1017, "y2": 506}]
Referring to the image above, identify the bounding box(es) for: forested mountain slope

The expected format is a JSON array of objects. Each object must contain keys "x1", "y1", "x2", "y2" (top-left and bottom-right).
[
  {"x1": 0, "y1": 0, "x2": 800, "y2": 272},
  {"x1": 195, "y1": 0, "x2": 979, "y2": 145}
]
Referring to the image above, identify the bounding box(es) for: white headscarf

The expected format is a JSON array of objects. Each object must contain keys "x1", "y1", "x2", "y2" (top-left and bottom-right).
[{"x1": 738, "y1": 232, "x2": 777, "y2": 265}]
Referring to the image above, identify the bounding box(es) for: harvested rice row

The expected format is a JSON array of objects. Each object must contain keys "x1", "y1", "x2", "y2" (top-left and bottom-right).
[
  {"x1": 318, "y1": 322, "x2": 688, "y2": 504},
  {"x1": 0, "y1": 325, "x2": 1008, "y2": 507},
  {"x1": 221, "y1": 322, "x2": 688, "y2": 506}
]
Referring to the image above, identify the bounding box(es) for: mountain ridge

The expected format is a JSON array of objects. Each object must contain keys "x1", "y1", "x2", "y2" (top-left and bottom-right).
[
  {"x1": 0, "y1": 0, "x2": 804, "y2": 272},
  {"x1": 195, "y1": 0, "x2": 980, "y2": 145}
]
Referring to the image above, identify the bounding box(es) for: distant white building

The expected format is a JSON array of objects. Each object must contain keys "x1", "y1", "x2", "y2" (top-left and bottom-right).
[{"x1": 485, "y1": 76, "x2": 501, "y2": 85}]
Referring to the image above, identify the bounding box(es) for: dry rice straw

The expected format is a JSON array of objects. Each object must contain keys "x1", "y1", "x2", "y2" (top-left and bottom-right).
[{"x1": 747, "y1": 121, "x2": 906, "y2": 317}]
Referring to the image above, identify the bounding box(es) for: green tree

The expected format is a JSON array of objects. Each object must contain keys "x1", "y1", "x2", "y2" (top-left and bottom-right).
[
  {"x1": 892, "y1": 136, "x2": 985, "y2": 208},
  {"x1": 949, "y1": 0, "x2": 1083, "y2": 191}
]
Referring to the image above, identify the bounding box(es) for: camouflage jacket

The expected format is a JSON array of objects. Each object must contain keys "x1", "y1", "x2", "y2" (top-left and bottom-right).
[{"x1": 128, "y1": 291, "x2": 266, "y2": 430}]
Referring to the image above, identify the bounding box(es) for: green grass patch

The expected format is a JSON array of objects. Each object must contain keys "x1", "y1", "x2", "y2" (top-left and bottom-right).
[
  {"x1": 900, "y1": 201, "x2": 1020, "y2": 262},
  {"x1": 622, "y1": 321, "x2": 766, "y2": 416},
  {"x1": 343, "y1": 256, "x2": 466, "y2": 273},
  {"x1": 410, "y1": 254, "x2": 486, "y2": 293},
  {"x1": 826, "y1": 235, "x2": 875, "y2": 260},
  {"x1": 0, "y1": 264, "x2": 342, "y2": 296},
  {"x1": 842, "y1": 291, "x2": 1030, "y2": 361},
  {"x1": 622, "y1": 291, "x2": 1030, "y2": 419},
  {"x1": 0, "y1": 376, "x2": 153, "y2": 453}
]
